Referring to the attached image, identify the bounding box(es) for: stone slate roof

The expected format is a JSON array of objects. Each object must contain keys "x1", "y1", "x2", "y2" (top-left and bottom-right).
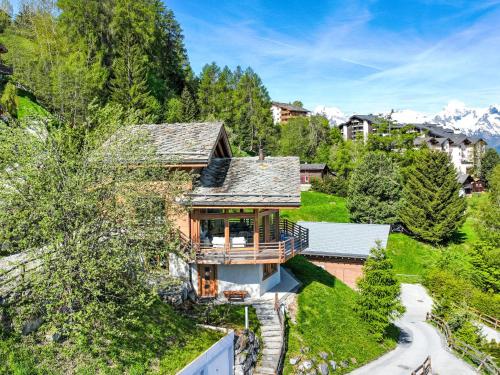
[
  {"x1": 300, "y1": 163, "x2": 327, "y2": 171},
  {"x1": 188, "y1": 157, "x2": 301, "y2": 207},
  {"x1": 272, "y1": 102, "x2": 310, "y2": 113},
  {"x1": 351, "y1": 114, "x2": 385, "y2": 123},
  {"x1": 338, "y1": 114, "x2": 385, "y2": 128},
  {"x1": 298, "y1": 222, "x2": 390, "y2": 259},
  {"x1": 102, "y1": 122, "x2": 227, "y2": 165},
  {"x1": 414, "y1": 136, "x2": 448, "y2": 146}
]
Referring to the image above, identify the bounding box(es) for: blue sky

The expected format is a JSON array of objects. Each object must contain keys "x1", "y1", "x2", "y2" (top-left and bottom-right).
[
  {"x1": 166, "y1": 0, "x2": 500, "y2": 114},
  {"x1": 10, "y1": 0, "x2": 500, "y2": 113}
]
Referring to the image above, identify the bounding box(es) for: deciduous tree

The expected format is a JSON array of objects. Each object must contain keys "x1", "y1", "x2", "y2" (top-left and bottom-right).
[{"x1": 347, "y1": 152, "x2": 401, "y2": 224}]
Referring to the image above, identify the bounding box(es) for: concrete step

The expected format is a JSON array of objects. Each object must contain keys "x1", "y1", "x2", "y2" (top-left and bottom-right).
[
  {"x1": 262, "y1": 337, "x2": 283, "y2": 348},
  {"x1": 254, "y1": 367, "x2": 276, "y2": 375},
  {"x1": 256, "y1": 313, "x2": 277, "y2": 318},
  {"x1": 260, "y1": 360, "x2": 277, "y2": 368},
  {"x1": 260, "y1": 355, "x2": 280, "y2": 363},
  {"x1": 261, "y1": 325, "x2": 281, "y2": 330},
  {"x1": 262, "y1": 348, "x2": 281, "y2": 356},
  {"x1": 262, "y1": 334, "x2": 282, "y2": 341},
  {"x1": 263, "y1": 342, "x2": 282, "y2": 350}
]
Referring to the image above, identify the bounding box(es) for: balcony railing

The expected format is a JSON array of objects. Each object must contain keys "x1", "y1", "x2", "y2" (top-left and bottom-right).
[{"x1": 190, "y1": 219, "x2": 309, "y2": 265}]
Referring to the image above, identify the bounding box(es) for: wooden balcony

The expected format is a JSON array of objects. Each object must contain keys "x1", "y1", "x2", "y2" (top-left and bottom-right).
[{"x1": 193, "y1": 219, "x2": 309, "y2": 264}]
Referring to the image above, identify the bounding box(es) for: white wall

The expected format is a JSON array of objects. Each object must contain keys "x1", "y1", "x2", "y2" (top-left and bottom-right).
[
  {"x1": 217, "y1": 264, "x2": 263, "y2": 298},
  {"x1": 363, "y1": 120, "x2": 371, "y2": 142},
  {"x1": 449, "y1": 145, "x2": 465, "y2": 174},
  {"x1": 271, "y1": 105, "x2": 281, "y2": 124},
  {"x1": 190, "y1": 263, "x2": 282, "y2": 298},
  {"x1": 261, "y1": 265, "x2": 281, "y2": 294},
  {"x1": 168, "y1": 253, "x2": 190, "y2": 280},
  {"x1": 178, "y1": 331, "x2": 234, "y2": 375}
]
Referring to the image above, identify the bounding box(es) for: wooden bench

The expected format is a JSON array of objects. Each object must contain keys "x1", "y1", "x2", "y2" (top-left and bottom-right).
[{"x1": 223, "y1": 290, "x2": 247, "y2": 302}]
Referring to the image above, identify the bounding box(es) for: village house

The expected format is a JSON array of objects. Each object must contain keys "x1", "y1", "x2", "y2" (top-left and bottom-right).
[
  {"x1": 271, "y1": 101, "x2": 310, "y2": 124},
  {"x1": 106, "y1": 122, "x2": 309, "y2": 300},
  {"x1": 339, "y1": 115, "x2": 487, "y2": 176},
  {"x1": 300, "y1": 163, "x2": 333, "y2": 185},
  {"x1": 298, "y1": 222, "x2": 390, "y2": 289}
]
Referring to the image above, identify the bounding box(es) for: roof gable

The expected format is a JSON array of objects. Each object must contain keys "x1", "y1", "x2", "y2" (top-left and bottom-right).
[{"x1": 103, "y1": 122, "x2": 231, "y2": 166}]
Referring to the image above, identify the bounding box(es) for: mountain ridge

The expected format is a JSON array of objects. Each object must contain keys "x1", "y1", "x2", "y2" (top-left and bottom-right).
[{"x1": 314, "y1": 101, "x2": 500, "y2": 150}]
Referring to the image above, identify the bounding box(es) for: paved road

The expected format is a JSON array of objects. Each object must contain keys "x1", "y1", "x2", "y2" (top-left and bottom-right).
[{"x1": 349, "y1": 284, "x2": 476, "y2": 375}]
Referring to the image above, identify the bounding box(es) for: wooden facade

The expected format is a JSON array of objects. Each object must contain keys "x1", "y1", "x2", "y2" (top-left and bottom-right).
[{"x1": 179, "y1": 208, "x2": 309, "y2": 265}]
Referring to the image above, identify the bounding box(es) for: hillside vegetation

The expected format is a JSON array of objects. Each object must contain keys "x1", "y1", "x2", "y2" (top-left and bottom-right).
[
  {"x1": 0, "y1": 301, "x2": 223, "y2": 374},
  {"x1": 283, "y1": 256, "x2": 398, "y2": 374},
  {"x1": 281, "y1": 191, "x2": 350, "y2": 223}
]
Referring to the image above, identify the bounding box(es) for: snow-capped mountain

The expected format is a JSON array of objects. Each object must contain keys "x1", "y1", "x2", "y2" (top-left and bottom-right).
[
  {"x1": 314, "y1": 102, "x2": 500, "y2": 150},
  {"x1": 392, "y1": 101, "x2": 500, "y2": 150},
  {"x1": 314, "y1": 105, "x2": 348, "y2": 125}
]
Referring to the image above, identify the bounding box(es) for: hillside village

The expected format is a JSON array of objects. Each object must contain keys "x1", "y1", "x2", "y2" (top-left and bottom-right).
[{"x1": 0, "y1": 1, "x2": 499, "y2": 375}]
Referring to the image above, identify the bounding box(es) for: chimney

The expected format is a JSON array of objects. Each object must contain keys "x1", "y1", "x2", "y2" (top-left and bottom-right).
[{"x1": 258, "y1": 147, "x2": 265, "y2": 161}]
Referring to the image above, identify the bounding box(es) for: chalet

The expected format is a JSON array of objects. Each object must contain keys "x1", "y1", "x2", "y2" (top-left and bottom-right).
[
  {"x1": 299, "y1": 222, "x2": 390, "y2": 288},
  {"x1": 300, "y1": 163, "x2": 333, "y2": 184},
  {"x1": 271, "y1": 102, "x2": 310, "y2": 124},
  {"x1": 458, "y1": 173, "x2": 485, "y2": 196},
  {"x1": 105, "y1": 122, "x2": 309, "y2": 299}
]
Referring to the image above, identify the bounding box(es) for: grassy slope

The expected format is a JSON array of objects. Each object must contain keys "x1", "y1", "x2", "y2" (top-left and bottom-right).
[
  {"x1": 17, "y1": 93, "x2": 50, "y2": 119},
  {"x1": 386, "y1": 194, "x2": 487, "y2": 283},
  {"x1": 281, "y1": 191, "x2": 350, "y2": 223},
  {"x1": 0, "y1": 300, "x2": 224, "y2": 374},
  {"x1": 284, "y1": 257, "x2": 397, "y2": 374}
]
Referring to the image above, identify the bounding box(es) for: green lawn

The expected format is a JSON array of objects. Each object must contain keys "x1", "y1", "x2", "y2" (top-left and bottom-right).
[
  {"x1": 387, "y1": 193, "x2": 487, "y2": 283},
  {"x1": 283, "y1": 257, "x2": 398, "y2": 374},
  {"x1": 386, "y1": 233, "x2": 438, "y2": 283},
  {"x1": 17, "y1": 93, "x2": 50, "y2": 120},
  {"x1": 0, "y1": 301, "x2": 224, "y2": 374},
  {"x1": 282, "y1": 191, "x2": 349, "y2": 223}
]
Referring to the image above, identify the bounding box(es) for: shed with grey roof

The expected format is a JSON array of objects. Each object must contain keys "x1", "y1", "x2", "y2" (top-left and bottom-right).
[{"x1": 297, "y1": 222, "x2": 391, "y2": 288}]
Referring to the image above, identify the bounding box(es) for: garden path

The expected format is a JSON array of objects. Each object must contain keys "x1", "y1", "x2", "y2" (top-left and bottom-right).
[{"x1": 349, "y1": 284, "x2": 475, "y2": 375}]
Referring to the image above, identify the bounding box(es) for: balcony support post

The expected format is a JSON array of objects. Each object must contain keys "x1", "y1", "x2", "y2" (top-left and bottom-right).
[
  {"x1": 253, "y1": 209, "x2": 260, "y2": 251},
  {"x1": 224, "y1": 218, "x2": 230, "y2": 262}
]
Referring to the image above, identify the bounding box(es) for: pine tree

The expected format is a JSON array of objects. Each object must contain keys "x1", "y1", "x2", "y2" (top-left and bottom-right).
[
  {"x1": 347, "y1": 152, "x2": 401, "y2": 224},
  {"x1": 110, "y1": 42, "x2": 160, "y2": 122},
  {"x1": 180, "y1": 86, "x2": 197, "y2": 122},
  {"x1": 480, "y1": 148, "x2": 500, "y2": 187},
  {"x1": 398, "y1": 149, "x2": 467, "y2": 244},
  {"x1": 356, "y1": 243, "x2": 405, "y2": 341},
  {"x1": 233, "y1": 68, "x2": 275, "y2": 153},
  {"x1": 197, "y1": 62, "x2": 221, "y2": 120}
]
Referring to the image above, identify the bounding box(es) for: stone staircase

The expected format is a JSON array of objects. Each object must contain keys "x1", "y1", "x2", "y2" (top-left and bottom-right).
[{"x1": 253, "y1": 300, "x2": 283, "y2": 375}]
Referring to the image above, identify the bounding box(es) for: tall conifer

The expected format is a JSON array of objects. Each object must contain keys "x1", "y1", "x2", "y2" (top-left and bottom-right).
[
  {"x1": 356, "y1": 243, "x2": 405, "y2": 341},
  {"x1": 398, "y1": 149, "x2": 466, "y2": 244}
]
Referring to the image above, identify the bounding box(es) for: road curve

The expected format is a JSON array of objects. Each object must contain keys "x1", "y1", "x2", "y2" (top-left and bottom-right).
[{"x1": 349, "y1": 284, "x2": 475, "y2": 375}]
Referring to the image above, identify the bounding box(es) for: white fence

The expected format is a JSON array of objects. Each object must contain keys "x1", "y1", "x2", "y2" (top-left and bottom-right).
[{"x1": 177, "y1": 330, "x2": 234, "y2": 375}]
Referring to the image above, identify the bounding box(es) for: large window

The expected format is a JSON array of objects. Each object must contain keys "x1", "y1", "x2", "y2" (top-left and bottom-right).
[{"x1": 263, "y1": 263, "x2": 278, "y2": 280}]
